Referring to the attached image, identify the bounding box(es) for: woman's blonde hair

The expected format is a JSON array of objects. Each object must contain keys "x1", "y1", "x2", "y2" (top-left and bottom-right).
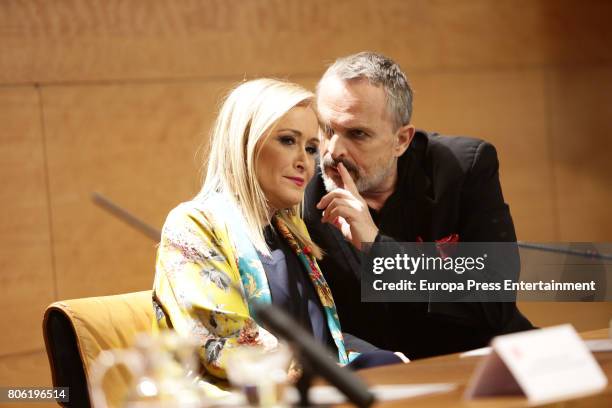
[{"x1": 199, "y1": 78, "x2": 322, "y2": 258}]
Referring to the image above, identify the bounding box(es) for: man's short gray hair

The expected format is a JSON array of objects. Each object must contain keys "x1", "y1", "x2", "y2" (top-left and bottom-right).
[{"x1": 318, "y1": 51, "x2": 413, "y2": 129}]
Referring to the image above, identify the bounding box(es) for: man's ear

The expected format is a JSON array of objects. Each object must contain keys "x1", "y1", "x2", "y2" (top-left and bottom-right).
[{"x1": 394, "y1": 124, "x2": 416, "y2": 157}]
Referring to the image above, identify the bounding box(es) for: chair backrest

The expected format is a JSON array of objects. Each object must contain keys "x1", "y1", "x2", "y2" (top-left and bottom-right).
[{"x1": 43, "y1": 290, "x2": 154, "y2": 408}]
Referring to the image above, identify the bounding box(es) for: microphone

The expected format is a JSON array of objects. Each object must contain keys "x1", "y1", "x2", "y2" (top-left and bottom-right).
[
  {"x1": 92, "y1": 192, "x2": 161, "y2": 241},
  {"x1": 253, "y1": 302, "x2": 375, "y2": 408}
]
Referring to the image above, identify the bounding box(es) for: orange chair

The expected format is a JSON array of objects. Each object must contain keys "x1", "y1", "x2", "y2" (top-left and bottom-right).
[{"x1": 43, "y1": 291, "x2": 154, "y2": 407}]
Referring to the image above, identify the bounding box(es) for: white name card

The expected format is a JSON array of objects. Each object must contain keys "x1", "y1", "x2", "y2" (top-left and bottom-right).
[{"x1": 465, "y1": 324, "x2": 608, "y2": 404}]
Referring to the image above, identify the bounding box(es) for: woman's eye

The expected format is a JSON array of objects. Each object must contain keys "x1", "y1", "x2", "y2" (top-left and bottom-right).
[
  {"x1": 278, "y1": 135, "x2": 296, "y2": 145},
  {"x1": 306, "y1": 145, "x2": 319, "y2": 155}
]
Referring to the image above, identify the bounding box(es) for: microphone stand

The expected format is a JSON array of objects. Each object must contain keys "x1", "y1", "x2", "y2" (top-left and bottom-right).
[{"x1": 92, "y1": 192, "x2": 161, "y2": 241}]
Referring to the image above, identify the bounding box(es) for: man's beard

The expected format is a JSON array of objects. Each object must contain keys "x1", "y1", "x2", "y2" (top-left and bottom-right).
[{"x1": 320, "y1": 153, "x2": 395, "y2": 193}]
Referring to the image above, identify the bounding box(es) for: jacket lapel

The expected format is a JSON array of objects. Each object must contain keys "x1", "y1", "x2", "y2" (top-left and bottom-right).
[{"x1": 404, "y1": 131, "x2": 435, "y2": 242}]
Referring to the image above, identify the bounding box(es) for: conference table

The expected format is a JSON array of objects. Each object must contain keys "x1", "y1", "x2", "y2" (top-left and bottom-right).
[{"x1": 340, "y1": 328, "x2": 612, "y2": 407}]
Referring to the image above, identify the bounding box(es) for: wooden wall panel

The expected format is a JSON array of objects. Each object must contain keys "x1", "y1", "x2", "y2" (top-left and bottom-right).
[
  {"x1": 41, "y1": 82, "x2": 232, "y2": 299},
  {"x1": 410, "y1": 69, "x2": 557, "y2": 241},
  {"x1": 0, "y1": 88, "x2": 54, "y2": 355},
  {"x1": 0, "y1": 351, "x2": 52, "y2": 387},
  {"x1": 0, "y1": 351, "x2": 55, "y2": 408},
  {"x1": 1, "y1": 0, "x2": 611, "y2": 390},
  {"x1": 2, "y1": 0, "x2": 611, "y2": 85},
  {"x1": 548, "y1": 66, "x2": 612, "y2": 241}
]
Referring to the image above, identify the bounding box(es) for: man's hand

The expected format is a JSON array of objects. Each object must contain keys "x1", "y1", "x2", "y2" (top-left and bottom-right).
[{"x1": 316, "y1": 163, "x2": 379, "y2": 250}]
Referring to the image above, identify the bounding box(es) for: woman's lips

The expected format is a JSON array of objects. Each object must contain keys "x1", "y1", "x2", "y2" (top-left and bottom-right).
[{"x1": 284, "y1": 176, "x2": 305, "y2": 187}]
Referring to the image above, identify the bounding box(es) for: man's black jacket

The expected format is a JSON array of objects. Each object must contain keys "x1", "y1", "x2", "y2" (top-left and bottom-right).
[{"x1": 304, "y1": 130, "x2": 533, "y2": 359}]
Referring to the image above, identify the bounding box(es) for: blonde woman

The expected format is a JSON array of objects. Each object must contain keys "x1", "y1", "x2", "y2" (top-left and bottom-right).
[{"x1": 152, "y1": 79, "x2": 353, "y2": 385}]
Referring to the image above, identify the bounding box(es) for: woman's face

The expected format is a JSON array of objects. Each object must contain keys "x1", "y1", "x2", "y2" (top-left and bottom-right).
[{"x1": 257, "y1": 106, "x2": 320, "y2": 210}]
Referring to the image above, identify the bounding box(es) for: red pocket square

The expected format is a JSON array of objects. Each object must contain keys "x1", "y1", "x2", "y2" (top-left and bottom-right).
[
  {"x1": 415, "y1": 233, "x2": 459, "y2": 243},
  {"x1": 436, "y1": 233, "x2": 459, "y2": 244},
  {"x1": 416, "y1": 234, "x2": 460, "y2": 258},
  {"x1": 436, "y1": 233, "x2": 459, "y2": 258}
]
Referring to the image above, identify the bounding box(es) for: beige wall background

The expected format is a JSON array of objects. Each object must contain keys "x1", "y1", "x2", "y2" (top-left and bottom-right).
[{"x1": 1, "y1": 0, "x2": 611, "y2": 393}]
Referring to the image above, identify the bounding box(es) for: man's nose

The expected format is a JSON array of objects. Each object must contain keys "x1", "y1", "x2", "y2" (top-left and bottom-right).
[{"x1": 327, "y1": 133, "x2": 346, "y2": 159}]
